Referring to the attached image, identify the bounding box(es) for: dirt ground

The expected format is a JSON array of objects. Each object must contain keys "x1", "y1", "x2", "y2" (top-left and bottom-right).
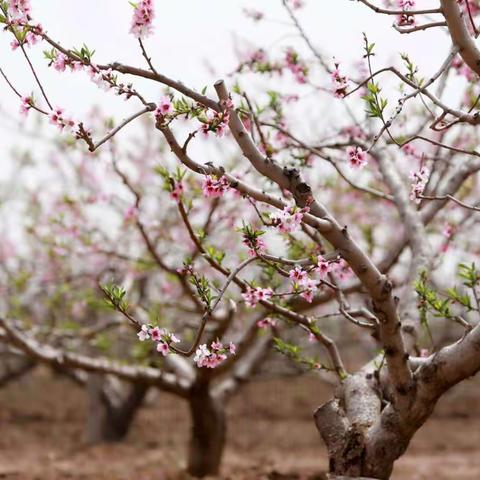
[{"x1": 0, "y1": 368, "x2": 479, "y2": 480}]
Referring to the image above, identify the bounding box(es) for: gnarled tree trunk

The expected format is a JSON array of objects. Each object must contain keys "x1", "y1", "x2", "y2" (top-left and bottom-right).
[
  {"x1": 187, "y1": 380, "x2": 226, "y2": 478},
  {"x1": 86, "y1": 374, "x2": 148, "y2": 443},
  {"x1": 314, "y1": 361, "x2": 446, "y2": 480}
]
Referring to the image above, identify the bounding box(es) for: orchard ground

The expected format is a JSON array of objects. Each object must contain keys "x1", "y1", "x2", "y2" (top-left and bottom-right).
[{"x1": 0, "y1": 368, "x2": 479, "y2": 480}]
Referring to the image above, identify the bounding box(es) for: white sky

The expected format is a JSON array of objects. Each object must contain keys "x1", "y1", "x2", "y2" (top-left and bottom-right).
[{"x1": 0, "y1": 0, "x2": 451, "y2": 178}]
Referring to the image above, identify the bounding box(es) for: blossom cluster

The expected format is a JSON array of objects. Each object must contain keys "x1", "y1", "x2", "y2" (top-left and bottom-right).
[
  {"x1": 402, "y1": 144, "x2": 421, "y2": 160},
  {"x1": 137, "y1": 324, "x2": 180, "y2": 356},
  {"x1": 346, "y1": 146, "x2": 368, "y2": 169},
  {"x1": 316, "y1": 255, "x2": 333, "y2": 278},
  {"x1": 7, "y1": 0, "x2": 43, "y2": 50},
  {"x1": 285, "y1": 48, "x2": 308, "y2": 84},
  {"x1": 288, "y1": 266, "x2": 318, "y2": 302},
  {"x1": 242, "y1": 235, "x2": 267, "y2": 257},
  {"x1": 409, "y1": 166, "x2": 430, "y2": 203},
  {"x1": 194, "y1": 340, "x2": 236, "y2": 368},
  {"x1": 331, "y1": 65, "x2": 349, "y2": 98},
  {"x1": 49, "y1": 106, "x2": 77, "y2": 132},
  {"x1": 154, "y1": 95, "x2": 173, "y2": 121},
  {"x1": 242, "y1": 286, "x2": 273, "y2": 307},
  {"x1": 170, "y1": 181, "x2": 184, "y2": 202},
  {"x1": 19, "y1": 95, "x2": 33, "y2": 116},
  {"x1": 443, "y1": 223, "x2": 455, "y2": 239},
  {"x1": 396, "y1": 0, "x2": 416, "y2": 27},
  {"x1": 202, "y1": 175, "x2": 230, "y2": 198},
  {"x1": 130, "y1": 0, "x2": 155, "y2": 39},
  {"x1": 287, "y1": 256, "x2": 333, "y2": 303},
  {"x1": 271, "y1": 206, "x2": 307, "y2": 233},
  {"x1": 8, "y1": 0, "x2": 31, "y2": 18},
  {"x1": 47, "y1": 51, "x2": 137, "y2": 100},
  {"x1": 333, "y1": 258, "x2": 353, "y2": 281},
  {"x1": 87, "y1": 66, "x2": 136, "y2": 99},
  {"x1": 200, "y1": 97, "x2": 233, "y2": 137}
]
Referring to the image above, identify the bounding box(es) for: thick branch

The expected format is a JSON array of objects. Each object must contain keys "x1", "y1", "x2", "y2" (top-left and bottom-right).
[{"x1": 0, "y1": 318, "x2": 189, "y2": 396}]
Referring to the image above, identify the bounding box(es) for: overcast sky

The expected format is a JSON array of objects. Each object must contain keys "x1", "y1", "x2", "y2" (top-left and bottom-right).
[{"x1": 0, "y1": 0, "x2": 450, "y2": 176}]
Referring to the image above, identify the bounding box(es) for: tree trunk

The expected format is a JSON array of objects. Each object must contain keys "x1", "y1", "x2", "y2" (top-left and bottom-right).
[
  {"x1": 187, "y1": 381, "x2": 226, "y2": 478},
  {"x1": 314, "y1": 384, "x2": 433, "y2": 480},
  {"x1": 86, "y1": 374, "x2": 148, "y2": 443}
]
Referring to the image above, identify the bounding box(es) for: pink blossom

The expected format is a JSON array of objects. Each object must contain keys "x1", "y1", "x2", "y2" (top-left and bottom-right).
[
  {"x1": 170, "y1": 182, "x2": 184, "y2": 202},
  {"x1": 288, "y1": 0, "x2": 304, "y2": 8},
  {"x1": 331, "y1": 66, "x2": 349, "y2": 98},
  {"x1": 289, "y1": 266, "x2": 308, "y2": 285},
  {"x1": 242, "y1": 286, "x2": 273, "y2": 307},
  {"x1": 193, "y1": 341, "x2": 234, "y2": 368},
  {"x1": 214, "y1": 122, "x2": 227, "y2": 137},
  {"x1": 53, "y1": 52, "x2": 67, "y2": 72},
  {"x1": 402, "y1": 144, "x2": 418, "y2": 158},
  {"x1": 202, "y1": 175, "x2": 230, "y2": 198},
  {"x1": 257, "y1": 317, "x2": 277, "y2": 329},
  {"x1": 396, "y1": 0, "x2": 416, "y2": 26},
  {"x1": 19, "y1": 95, "x2": 32, "y2": 116},
  {"x1": 274, "y1": 129, "x2": 290, "y2": 148},
  {"x1": 150, "y1": 326, "x2": 163, "y2": 342},
  {"x1": 137, "y1": 324, "x2": 150, "y2": 341},
  {"x1": 315, "y1": 255, "x2": 332, "y2": 279},
  {"x1": 137, "y1": 324, "x2": 180, "y2": 356},
  {"x1": 130, "y1": 0, "x2": 155, "y2": 39},
  {"x1": 155, "y1": 95, "x2": 172, "y2": 120},
  {"x1": 300, "y1": 278, "x2": 318, "y2": 303},
  {"x1": 443, "y1": 223, "x2": 455, "y2": 238},
  {"x1": 71, "y1": 61, "x2": 84, "y2": 72},
  {"x1": 242, "y1": 236, "x2": 267, "y2": 257},
  {"x1": 157, "y1": 341, "x2": 170, "y2": 356},
  {"x1": 347, "y1": 146, "x2": 368, "y2": 169},
  {"x1": 10, "y1": 39, "x2": 20, "y2": 50},
  {"x1": 90, "y1": 68, "x2": 113, "y2": 91},
  {"x1": 285, "y1": 48, "x2": 308, "y2": 84},
  {"x1": 200, "y1": 102, "x2": 232, "y2": 137},
  {"x1": 25, "y1": 31, "x2": 39, "y2": 46},
  {"x1": 48, "y1": 106, "x2": 76, "y2": 132},
  {"x1": 87, "y1": 65, "x2": 98, "y2": 79},
  {"x1": 272, "y1": 206, "x2": 306, "y2": 233},
  {"x1": 332, "y1": 258, "x2": 353, "y2": 281},
  {"x1": 8, "y1": 0, "x2": 31, "y2": 20}
]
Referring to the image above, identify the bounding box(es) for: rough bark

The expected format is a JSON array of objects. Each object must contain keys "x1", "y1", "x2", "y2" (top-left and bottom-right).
[
  {"x1": 85, "y1": 374, "x2": 148, "y2": 444},
  {"x1": 187, "y1": 380, "x2": 226, "y2": 478},
  {"x1": 314, "y1": 333, "x2": 480, "y2": 480}
]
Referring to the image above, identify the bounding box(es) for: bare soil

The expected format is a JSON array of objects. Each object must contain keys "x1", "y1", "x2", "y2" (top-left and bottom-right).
[{"x1": 0, "y1": 367, "x2": 479, "y2": 479}]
